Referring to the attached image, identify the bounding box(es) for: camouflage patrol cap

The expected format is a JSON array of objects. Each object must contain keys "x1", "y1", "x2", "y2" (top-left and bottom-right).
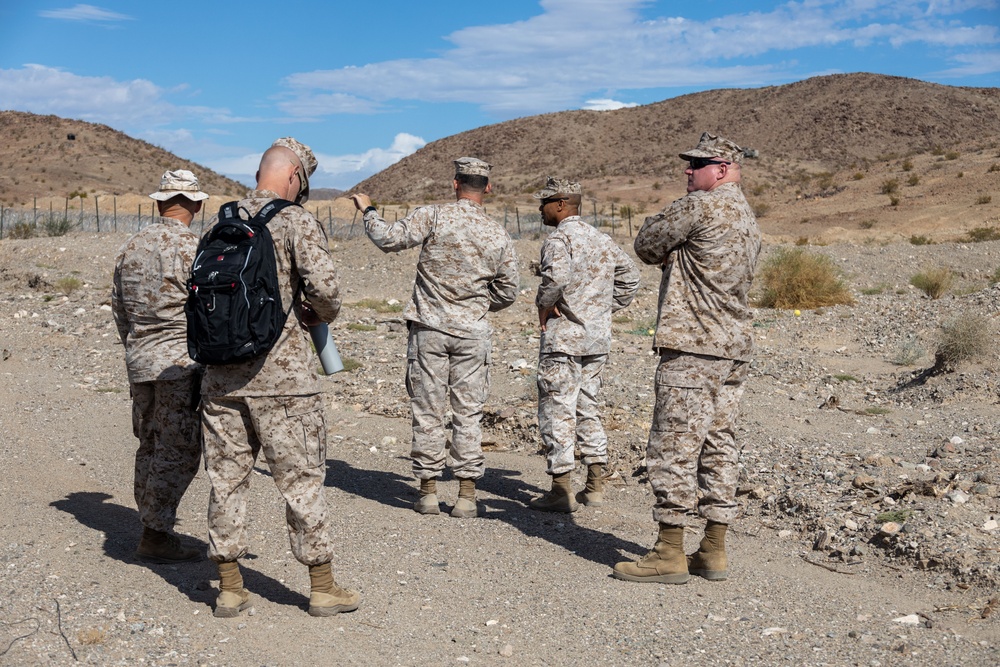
[
  {"x1": 679, "y1": 132, "x2": 745, "y2": 164},
  {"x1": 272, "y1": 137, "x2": 317, "y2": 203},
  {"x1": 453, "y1": 157, "x2": 492, "y2": 177},
  {"x1": 532, "y1": 177, "x2": 583, "y2": 200},
  {"x1": 149, "y1": 169, "x2": 209, "y2": 201}
]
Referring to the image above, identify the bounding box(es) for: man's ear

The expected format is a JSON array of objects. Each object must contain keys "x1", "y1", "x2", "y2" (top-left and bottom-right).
[{"x1": 485, "y1": 183, "x2": 493, "y2": 194}]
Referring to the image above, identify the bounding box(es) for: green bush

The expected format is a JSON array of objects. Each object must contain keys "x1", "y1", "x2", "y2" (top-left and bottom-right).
[
  {"x1": 44, "y1": 217, "x2": 74, "y2": 237},
  {"x1": 350, "y1": 298, "x2": 403, "y2": 313},
  {"x1": 975, "y1": 195, "x2": 992, "y2": 205},
  {"x1": 8, "y1": 222, "x2": 34, "y2": 239},
  {"x1": 909, "y1": 267, "x2": 953, "y2": 299},
  {"x1": 966, "y1": 226, "x2": 1000, "y2": 242},
  {"x1": 880, "y1": 179, "x2": 899, "y2": 195},
  {"x1": 909, "y1": 235, "x2": 932, "y2": 246},
  {"x1": 755, "y1": 248, "x2": 855, "y2": 310},
  {"x1": 55, "y1": 276, "x2": 82, "y2": 295}
]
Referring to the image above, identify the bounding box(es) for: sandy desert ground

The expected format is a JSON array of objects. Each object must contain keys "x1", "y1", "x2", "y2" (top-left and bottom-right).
[{"x1": 0, "y1": 229, "x2": 998, "y2": 666}]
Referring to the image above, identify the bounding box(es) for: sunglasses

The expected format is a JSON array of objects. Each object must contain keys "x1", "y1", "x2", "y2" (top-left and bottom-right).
[{"x1": 688, "y1": 158, "x2": 731, "y2": 170}]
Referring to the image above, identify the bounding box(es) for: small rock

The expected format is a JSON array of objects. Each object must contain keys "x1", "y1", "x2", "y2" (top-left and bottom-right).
[
  {"x1": 878, "y1": 522, "x2": 901, "y2": 537},
  {"x1": 892, "y1": 614, "x2": 921, "y2": 625},
  {"x1": 499, "y1": 644, "x2": 514, "y2": 657},
  {"x1": 946, "y1": 489, "x2": 970, "y2": 505},
  {"x1": 853, "y1": 474, "x2": 876, "y2": 489},
  {"x1": 982, "y1": 519, "x2": 998, "y2": 532},
  {"x1": 844, "y1": 518, "x2": 858, "y2": 531},
  {"x1": 380, "y1": 436, "x2": 397, "y2": 447}
]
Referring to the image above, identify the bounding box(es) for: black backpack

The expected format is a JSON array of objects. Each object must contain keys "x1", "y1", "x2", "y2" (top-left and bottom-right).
[{"x1": 185, "y1": 199, "x2": 299, "y2": 365}]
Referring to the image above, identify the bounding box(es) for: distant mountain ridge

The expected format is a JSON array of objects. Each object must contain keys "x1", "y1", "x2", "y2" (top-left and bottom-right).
[
  {"x1": 0, "y1": 111, "x2": 246, "y2": 205},
  {"x1": 352, "y1": 73, "x2": 1000, "y2": 203}
]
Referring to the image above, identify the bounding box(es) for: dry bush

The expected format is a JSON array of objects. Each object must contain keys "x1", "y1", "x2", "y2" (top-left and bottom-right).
[
  {"x1": 77, "y1": 627, "x2": 107, "y2": 645},
  {"x1": 880, "y1": 179, "x2": 899, "y2": 195},
  {"x1": 8, "y1": 222, "x2": 35, "y2": 239},
  {"x1": 909, "y1": 267, "x2": 953, "y2": 299},
  {"x1": 755, "y1": 248, "x2": 855, "y2": 310},
  {"x1": 933, "y1": 314, "x2": 992, "y2": 372},
  {"x1": 965, "y1": 226, "x2": 1000, "y2": 242},
  {"x1": 55, "y1": 276, "x2": 82, "y2": 295}
]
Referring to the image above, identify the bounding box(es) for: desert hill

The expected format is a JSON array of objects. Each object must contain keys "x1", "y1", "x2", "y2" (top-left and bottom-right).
[
  {"x1": 0, "y1": 111, "x2": 246, "y2": 206},
  {"x1": 354, "y1": 73, "x2": 1000, "y2": 202}
]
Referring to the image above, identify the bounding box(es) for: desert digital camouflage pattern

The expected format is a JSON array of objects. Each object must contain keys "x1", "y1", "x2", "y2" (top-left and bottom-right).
[
  {"x1": 535, "y1": 216, "x2": 639, "y2": 356},
  {"x1": 534, "y1": 214, "x2": 639, "y2": 475},
  {"x1": 203, "y1": 394, "x2": 333, "y2": 564},
  {"x1": 200, "y1": 190, "x2": 341, "y2": 398},
  {"x1": 200, "y1": 190, "x2": 341, "y2": 566},
  {"x1": 406, "y1": 328, "x2": 491, "y2": 480},
  {"x1": 363, "y1": 198, "x2": 519, "y2": 340},
  {"x1": 536, "y1": 353, "x2": 609, "y2": 475},
  {"x1": 111, "y1": 216, "x2": 202, "y2": 532},
  {"x1": 646, "y1": 350, "x2": 748, "y2": 526},
  {"x1": 633, "y1": 181, "x2": 761, "y2": 362},
  {"x1": 112, "y1": 216, "x2": 200, "y2": 383}
]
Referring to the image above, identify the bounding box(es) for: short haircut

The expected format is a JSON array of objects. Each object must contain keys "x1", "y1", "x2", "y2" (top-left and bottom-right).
[
  {"x1": 455, "y1": 173, "x2": 489, "y2": 192},
  {"x1": 565, "y1": 194, "x2": 582, "y2": 208}
]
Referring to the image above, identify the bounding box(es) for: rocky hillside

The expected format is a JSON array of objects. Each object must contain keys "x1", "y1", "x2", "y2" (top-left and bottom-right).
[{"x1": 0, "y1": 111, "x2": 246, "y2": 206}]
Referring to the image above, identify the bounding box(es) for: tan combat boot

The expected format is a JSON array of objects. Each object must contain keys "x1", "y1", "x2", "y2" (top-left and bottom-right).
[
  {"x1": 451, "y1": 478, "x2": 478, "y2": 518},
  {"x1": 413, "y1": 478, "x2": 440, "y2": 515},
  {"x1": 612, "y1": 524, "x2": 689, "y2": 584},
  {"x1": 135, "y1": 527, "x2": 199, "y2": 564},
  {"x1": 575, "y1": 463, "x2": 605, "y2": 507},
  {"x1": 687, "y1": 520, "x2": 728, "y2": 581},
  {"x1": 529, "y1": 472, "x2": 578, "y2": 513},
  {"x1": 214, "y1": 561, "x2": 251, "y2": 618},
  {"x1": 308, "y1": 562, "x2": 361, "y2": 617}
]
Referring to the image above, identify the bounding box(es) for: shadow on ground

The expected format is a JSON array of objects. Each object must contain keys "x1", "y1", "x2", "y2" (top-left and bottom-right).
[
  {"x1": 324, "y1": 461, "x2": 648, "y2": 568},
  {"x1": 50, "y1": 492, "x2": 304, "y2": 609}
]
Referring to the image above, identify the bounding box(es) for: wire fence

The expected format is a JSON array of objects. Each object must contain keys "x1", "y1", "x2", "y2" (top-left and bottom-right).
[{"x1": 0, "y1": 197, "x2": 642, "y2": 241}]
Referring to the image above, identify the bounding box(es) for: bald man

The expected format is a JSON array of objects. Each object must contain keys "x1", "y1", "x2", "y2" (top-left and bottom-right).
[{"x1": 200, "y1": 138, "x2": 360, "y2": 618}]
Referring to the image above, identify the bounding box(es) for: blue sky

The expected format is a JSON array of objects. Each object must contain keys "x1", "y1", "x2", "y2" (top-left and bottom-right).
[{"x1": 1, "y1": 1, "x2": 997, "y2": 189}]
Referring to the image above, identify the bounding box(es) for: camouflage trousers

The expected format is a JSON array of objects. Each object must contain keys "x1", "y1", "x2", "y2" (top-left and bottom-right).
[
  {"x1": 647, "y1": 349, "x2": 748, "y2": 526},
  {"x1": 536, "y1": 352, "x2": 609, "y2": 475},
  {"x1": 131, "y1": 376, "x2": 201, "y2": 533},
  {"x1": 201, "y1": 394, "x2": 333, "y2": 565},
  {"x1": 406, "y1": 325, "x2": 490, "y2": 481}
]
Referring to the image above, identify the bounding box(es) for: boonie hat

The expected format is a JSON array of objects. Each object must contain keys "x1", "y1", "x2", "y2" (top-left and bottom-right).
[
  {"x1": 532, "y1": 177, "x2": 582, "y2": 200},
  {"x1": 272, "y1": 137, "x2": 317, "y2": 203},
  {"x1": 679, "y1": 132, "x2": 745, "y2": 164},
  {"x1": 149, "y1": 169, "x2": 209, "y2": 201},
  {"x1": 453, "y1": 157, "x2": 492, "y2": 177}
]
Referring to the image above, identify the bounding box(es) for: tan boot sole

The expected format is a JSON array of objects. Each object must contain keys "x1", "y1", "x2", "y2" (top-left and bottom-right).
[
  {"x1": 450, "y1": 497, "x2": 477, "y2": 518},
  {"x1": 413, "y1": 494, "x2": 441, "y2": 515},
  {"x1": 308, "y1": 590, "x2": 360, "y2": 617},
  {"x1": 612, "y1": 567, "x2": 689, "y2": 585},
  {"x1": 214, "y1": 590, "x2": 252, "y2": 618},
  {"x1": 690, "y1": 568, "x2": 728, "y2": 581}
]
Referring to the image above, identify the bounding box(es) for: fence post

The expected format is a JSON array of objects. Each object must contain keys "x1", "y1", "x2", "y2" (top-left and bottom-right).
[
  {"x1": 1, "y1": 205, "x2": 4, "y2": 239},
  {"x1": 113, "y1": 196, "x2": 117, "y2": 232},
  {"x1": 515, "y1": 207, "x2": 521, "y2": 236},
  {"x1": 95, "y1": 195, "x2": 100, "y2": 232},
  {"x1": 78, "y1": 196, "x2": 84, "y2": 229},
  {"x1": 610, "y1": 202, "x2": 615, "y2": 236},
  {"x1": 592, "y1": 200, "x2": 597, "y2": 226},
  {"x1": 138, "y1": 204, "x2": 141, "y2": 229},
  {"x1": 33, "y1": 197, "x2": 37, "y2": 229},
  {"x1": 348, "y1": 209, "x2": 357, "y2": 238},
  {"x1": 65, "y1": 198, "x2": 69, "y2": 228},
  {"x1": 49, "y1": 200, "x2": 53, "y2": 232},
  {"x1": 628, "y1": 210, "x2": 632, "y2": 237}
]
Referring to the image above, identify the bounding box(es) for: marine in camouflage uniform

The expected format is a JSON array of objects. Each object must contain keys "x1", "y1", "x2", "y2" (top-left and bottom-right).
[
  {"x1": 112, "y1": 169, "x2": 208, "y2": 564},
  {"x1": 528, "y1": 178, "x2": 639, "y2": 513},
  {"x1": 200, "y1": 138, "x2": 359, "y2": 618},
  {"x1": 351, "y1": 157, "x2": 519, "y2": 519},
  {"x1": 614, "y1": 133, "x2": 761, "y2": 585}
]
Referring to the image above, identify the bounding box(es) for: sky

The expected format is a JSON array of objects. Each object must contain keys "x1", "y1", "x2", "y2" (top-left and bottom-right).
[{"x1": 1, "y1": 1, "x2": 998, "y2": 190}]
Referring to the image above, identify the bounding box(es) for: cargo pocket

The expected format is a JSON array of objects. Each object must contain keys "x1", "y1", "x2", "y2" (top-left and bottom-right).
[
  {"x1": 283, "y1": 394, "x2": 327, "y2": 467},
  {"x1": 651, "y1": 370, "x2": 702, "y2": 433}
]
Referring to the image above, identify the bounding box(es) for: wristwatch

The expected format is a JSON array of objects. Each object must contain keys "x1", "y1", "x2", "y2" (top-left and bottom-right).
[{"x1": 363, "y1": 206, "x2": 377, "y2": 215}]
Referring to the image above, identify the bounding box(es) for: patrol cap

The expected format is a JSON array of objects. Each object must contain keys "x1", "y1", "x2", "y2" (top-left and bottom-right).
[
  {"x1": 679, "y1": 132, "x2": 745, "y2": 164},
  {"x1": 453, "y1": 157, "x2": 492, "y2": 178},
  {"x1": 149, "y1": 169, "x2": 209, "y2": 201},
  {"x1": 272, "y1": 137, "x2": 317, "y2": 203},
  {"x1": 532, "y1": 177, "x2": 582, "y2": 200}
]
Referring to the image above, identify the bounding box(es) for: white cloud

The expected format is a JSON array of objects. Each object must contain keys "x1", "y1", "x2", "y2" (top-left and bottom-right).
[
  {"x1": 280, "y1": 0, "x2": 1000, "y2": 118},
  {"x1": 0, "y1": 64, "x2": 244, "y2": 127},
  {"x1": 934, "y1": 49, "x2": 1000, "y2": 76},
  {"x1": 209, "y1": 133, "x2": 427, "y2": 190},
  {"x1": 582, "y1": 99, "x2": 640, "y2": 111},
  {"x1": 39, "y1": 4, "x2": 132, "y2": 22}
]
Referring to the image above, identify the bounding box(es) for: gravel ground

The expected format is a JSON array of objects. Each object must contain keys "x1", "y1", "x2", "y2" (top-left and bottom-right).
[{"x1": 0, "y1": 232, "x2": 997, "y2": 666}]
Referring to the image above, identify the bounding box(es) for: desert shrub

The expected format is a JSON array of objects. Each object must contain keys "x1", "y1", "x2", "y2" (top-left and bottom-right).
[
  {"x1": 888, "y1": 194, "x2": 900, "y2": 207},
  {"x1": 957, "y1": 171, "x2": 964, "y2": 178},
  {"x1": 44, "y1": 216, "x2": 74, "y2": 237},
  {"x1": 934, "y1": 314, "x2": 991, "y2": 370},
  {"x1": 892, "y1": 338, "x2": 924, "y2": 366},
  {"x1": 909, "y1": 267, "x2": 953, "y2": 299},
  {"x1": 880, "y1": 179, "x2": 899, "y2": 195},
  {"x1": 755, "y1": 248, "x2": 855, "y2": 310},
  {"x1": 752, "y1": 202, "x2": 770, "y2": 218},
  {"x1": 833, "y1": 374, "x2": 859, "y2": 382},
  {"x1": 976, "y1": 195, "x2": 992, "y2": 205},
  {"x1": 860, "y1": 284, "x2": 888, "y2": 295},
  {"x1": 55, "y1": 276, "x2": 82, "y2": 295},
  {"x1": 909, "y1": 235, "x2": 932, "y2": 246},
  {"x1": 341, "y1": 357, "x2": 363, "y2": 373},
  {"x1": 906, "y1": 174, "x2": 920, "y2": 186},
  {"x1": 945, "y1": 151, "x2": 960, "y2": 160},
  {"x1": 991, "y1": 266, "x2": 1000, "y2": 284},
  {"x1": 350, "y1": 298, "x2": 402, "y2": 313},
  {"x1": 8, "y1": 222, "x2": 34, "y2": 239},
  {"x1": 965, "y1": 226, "x2": 1000, "y2": 242},
  {"x1": 346, "y1": 322, "x2": 376, "y2": 332},
  {"x1": 865, "y1": 407, "x2": 891, "y2": 415},
  {"x1": 858, "y1": 219, "x2": 876, "y2": 229},
  {"x1": 851, "y1": 172, "x2": 865, "y2": 181},
  {"x1": 794, "y1": 236, "x2": 809, "y2": 246},
  {"x1": 628, "y1": 319, "x2": 656, "y2": 336},
  {"x1": 901, "y1": 159, "x2": 913, "y2": 172},
  {"x1": 988, "y1": 163, "x2": 1000, "y2": 173},
  {"x1": 931, "y1": 146, "x2": 945, "y2": 156}
]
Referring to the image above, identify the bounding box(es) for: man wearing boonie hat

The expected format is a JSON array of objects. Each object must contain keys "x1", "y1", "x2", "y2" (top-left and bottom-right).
[
  {"x1": 615, "y1": 132, "x2": 761, "y2": 585},
  {"x1": 112, "y1": 169, "x2": 209, "y2": 565},
  {"x1": 528, "y1": 177, "x2": 639, "y2": 513},
  {"x1": 199, "y1": 138, "x2": 359, "y2": 618},
  {"x1": 350, "y1": 157, "x2": 519, "y2": 519}
]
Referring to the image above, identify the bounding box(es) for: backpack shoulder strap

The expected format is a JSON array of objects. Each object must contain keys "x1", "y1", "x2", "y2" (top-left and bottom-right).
[{"x1": 252, "y1": 199, "x2": 300, "y2": 227}]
